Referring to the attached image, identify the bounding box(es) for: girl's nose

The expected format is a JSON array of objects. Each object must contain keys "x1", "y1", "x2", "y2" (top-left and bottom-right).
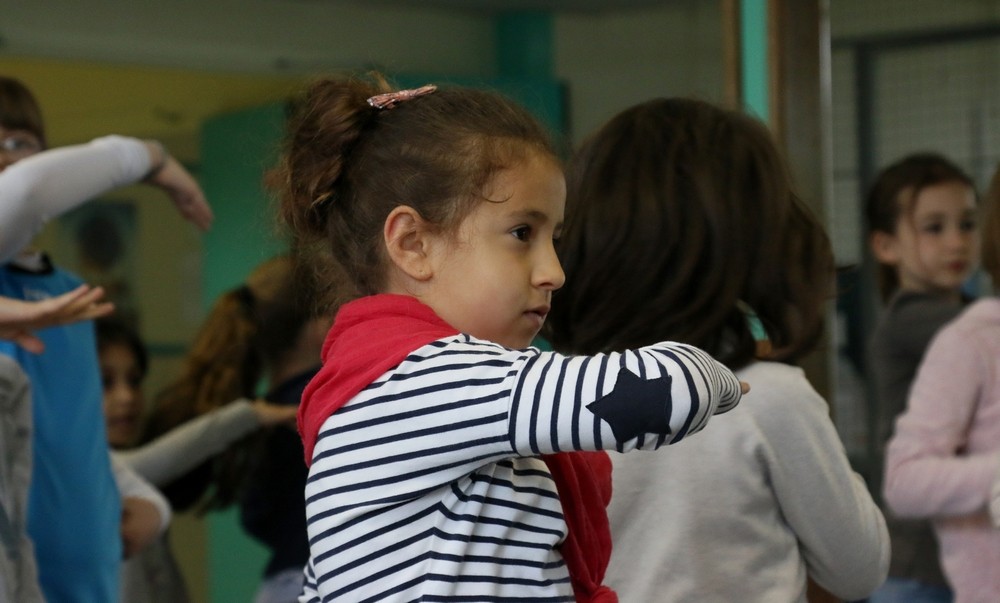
[
  {"x1": 535, "y1": 242, "x2": 566, "y2": 291},
  {"x1": 108, "y1": 382, "x2": 136, "y2": 406},
  {"x1": 950, "y1": 228, "x2": 976, "y2": 251}
]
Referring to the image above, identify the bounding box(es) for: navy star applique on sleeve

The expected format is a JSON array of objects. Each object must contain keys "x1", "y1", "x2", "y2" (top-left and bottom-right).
[{"x1": 586, "y1": 366, "x2": 673, "y2": 442}]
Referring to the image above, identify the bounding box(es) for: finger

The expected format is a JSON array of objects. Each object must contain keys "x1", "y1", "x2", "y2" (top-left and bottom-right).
[
  {"x1": 77, "y1": 301, "x2": 116, "y2": 321},
  {"x1": 740, "y1": 381, "x2": 751, "y2": 395},
  {"x1": 39, "y1": 285, "x2": 100, "y2": 317},
  {"x1": 52, "y1": 287, "x2": 109, "y2": 324},
  {"x1": 181, "y1": 194, "x2": 214, "y2": 231},
  {"x1": 58, "y1": 286, "x2": 107, "y2": 314},
  {"x1": 14, "y1": 332, "x2": 46, "y2": 354}
]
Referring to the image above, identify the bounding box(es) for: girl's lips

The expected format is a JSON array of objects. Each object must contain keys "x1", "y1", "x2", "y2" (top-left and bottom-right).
[{"x1": 525, "y1": 309, "x2": 548, "y2": 328}]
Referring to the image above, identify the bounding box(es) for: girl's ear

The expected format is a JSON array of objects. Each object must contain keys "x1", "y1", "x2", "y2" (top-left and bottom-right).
[
  {"x1": 384, "y1": 205, "x2": 434, "y2": 282},
  {"x1": 870, "y1": 230, "x2": 900, "y2": 265}
]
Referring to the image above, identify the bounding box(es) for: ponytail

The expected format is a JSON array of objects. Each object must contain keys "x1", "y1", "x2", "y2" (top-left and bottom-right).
[
  {"x1": 145, "y1": 255, "x2": 325, "y2": 511},
  {"x1": 144, "y1": 287, "x2": 263, "y2": 511},
  {"x1": 272, "y1": 74, "x2": 391, "y2": 241}
]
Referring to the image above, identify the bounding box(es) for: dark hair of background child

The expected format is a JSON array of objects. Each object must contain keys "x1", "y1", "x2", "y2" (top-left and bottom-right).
[{"x1": 545, "y1": 97, "x2": 833, "y2": 369}]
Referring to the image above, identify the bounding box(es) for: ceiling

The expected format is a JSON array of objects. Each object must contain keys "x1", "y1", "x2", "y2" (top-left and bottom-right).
[{"x1": 343, "y1": 0, "x2": 679, "y2": 13}]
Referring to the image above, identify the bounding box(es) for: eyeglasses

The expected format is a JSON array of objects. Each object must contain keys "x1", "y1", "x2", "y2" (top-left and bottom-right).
[{"x1": 0, "y1": 132, "x2": 42, "y2": 159}]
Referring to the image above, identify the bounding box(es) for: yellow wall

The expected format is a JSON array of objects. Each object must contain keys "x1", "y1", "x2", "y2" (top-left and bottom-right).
[{"x1": 0, "y1": 57, "x2": 305, "y2": 156}]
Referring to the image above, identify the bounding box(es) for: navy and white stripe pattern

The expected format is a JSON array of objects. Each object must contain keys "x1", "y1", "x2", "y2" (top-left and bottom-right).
[{"x1": 300, "y1": 335, "x2": 740, "y2": 602}]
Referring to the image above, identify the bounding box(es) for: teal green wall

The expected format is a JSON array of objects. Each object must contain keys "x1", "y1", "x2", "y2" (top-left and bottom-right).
[
  {"x1": 200, "y1": 103, "x2": 289, "y2": 305},
  {"x1": 740, "y1": 0, "x2": 769, "y2": 122},
  {"x1": 200, "y1": 103, "x2": 288, "y2": 603},
  {"x1": 497, "y1": 11, "x2": 553, "y2": 79}
]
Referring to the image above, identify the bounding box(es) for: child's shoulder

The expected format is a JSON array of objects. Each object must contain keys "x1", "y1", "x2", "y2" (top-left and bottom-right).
[
  {"x1": 874, "y1": 290, "x2": 965, "y2": 341},
  {"x1": 735, "y1": 361, "x2": 827, "y2": 419},
  {"x1": 937, "y1": 297, "x2": 1000, "y2": 340},
  {"x1": 887, "y1": 289, "x2": 961, "y2": 316},
  {"x1": 737, "y1": 361, "x2": 811, "y2": 394}
]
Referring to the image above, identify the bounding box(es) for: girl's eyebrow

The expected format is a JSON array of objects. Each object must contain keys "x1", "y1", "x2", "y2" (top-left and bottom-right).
[
  {"x1": 918, "y1": 209, "x2": 974, "y2": 221},
  {"x1": 505, "y1": 209, "x2": 564, "y2": 234},
  {"x1": 508, "y1": 209, "x2": 555, "y2": 223}
]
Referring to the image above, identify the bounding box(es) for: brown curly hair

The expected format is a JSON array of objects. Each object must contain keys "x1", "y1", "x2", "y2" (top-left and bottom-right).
[{"x1": 269, "y1": 72, "x2": 558, "y2": 298}]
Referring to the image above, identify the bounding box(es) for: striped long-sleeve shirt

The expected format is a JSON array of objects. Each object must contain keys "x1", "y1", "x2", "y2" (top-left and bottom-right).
[{"x1": 301, "y1": 319, "x2": 741, "y2": 602}]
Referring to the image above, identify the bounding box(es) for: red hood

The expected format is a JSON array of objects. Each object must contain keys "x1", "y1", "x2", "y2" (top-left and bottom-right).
[{"x1": 297, "y1": 293, "x2": 457, "y2": 464}]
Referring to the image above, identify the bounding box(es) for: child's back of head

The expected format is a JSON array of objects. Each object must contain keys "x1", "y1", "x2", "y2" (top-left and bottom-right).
[{"x1": 547, "y1": 97, "x2": 832, "y2": 368}]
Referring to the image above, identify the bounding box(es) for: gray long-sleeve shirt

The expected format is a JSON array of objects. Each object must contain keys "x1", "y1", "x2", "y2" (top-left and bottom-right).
[
  {"x1": 605, "y1": 361, "x2": 890, "y2": 602},
  {"x1": 869, "y1": 289, "x2": 966, "y2": 586}
]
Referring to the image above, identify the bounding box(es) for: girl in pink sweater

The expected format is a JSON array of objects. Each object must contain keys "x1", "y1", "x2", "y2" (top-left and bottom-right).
[{"x1": 884, "y1": 164, "x2": 1000, "y2": 603}]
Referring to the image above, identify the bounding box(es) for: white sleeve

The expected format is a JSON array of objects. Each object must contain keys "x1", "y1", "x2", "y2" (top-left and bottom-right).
[
  {"x1": 114, "y1": 400, "x2": 260, "y2": 487},
  {"x1": 0, "y1": 135, "x2": 151, "y2": 262},
  {"x1": 111, "y1": 453, "x2": 172, "y2": 535}
]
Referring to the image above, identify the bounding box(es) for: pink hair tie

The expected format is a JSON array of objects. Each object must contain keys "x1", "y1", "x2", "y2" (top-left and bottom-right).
[{"x1": 367, "y1": 85, "x2": 437, "y2": 110}]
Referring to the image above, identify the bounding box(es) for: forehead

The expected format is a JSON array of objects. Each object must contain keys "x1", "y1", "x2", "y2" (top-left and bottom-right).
[
  {"x1": 100, "y1": 342, "x2": 139, "y2": 364},
  {"x1": 910, "y1": 181, "x2": 976, "y2": 215},
  {"x1": 478, "y1": 152, "x2": 565, "y2": 217}
]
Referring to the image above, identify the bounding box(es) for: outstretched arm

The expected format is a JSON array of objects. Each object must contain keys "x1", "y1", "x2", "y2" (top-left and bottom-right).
[
  {"x1": 0, "y1": 135, "x2": 212, "y2": 263},
  {"x1": 114, "y1": 399, "x2": 289, "y2": 487},
  {"x1": 508, "y1": 342, "x2": 743, "y2": 456}
]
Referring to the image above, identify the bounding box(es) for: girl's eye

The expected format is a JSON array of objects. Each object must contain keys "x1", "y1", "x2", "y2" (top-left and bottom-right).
[
  {"x1": 0, "y1": 134, "x2": 41, "y2": 155},
  {"x1": 960, "y1": 218, "x2": 977, "y2": 232},
  {"x1": 511, "y1": 226, "x2": 531, "y2": 241},
  {"x1": 921, "y1": 223, "x2": 943, "y2": 234}
]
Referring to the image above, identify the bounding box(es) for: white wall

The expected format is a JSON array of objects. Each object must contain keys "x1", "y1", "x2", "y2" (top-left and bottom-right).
[
  {"x1": 554, "y1": 1, "x2": 724, "y2": 145},
  {"x1": 829, "y1": 0, "x2": 1000, "y2": 265}
]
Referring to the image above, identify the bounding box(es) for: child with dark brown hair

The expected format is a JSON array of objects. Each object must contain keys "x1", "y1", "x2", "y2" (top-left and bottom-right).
[
  {"x1": 545, "y1": 97, "x2": 890, "y2": 602},
  {"x1": 882, "y1": 163, "x2": 1000, "y2": 603},
  {"x1": 273, "y1": 74, "x2": 745, "y2": 602},
  {"x1": 866, "y1": 152, "x2": 979, "y2": 603}
]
